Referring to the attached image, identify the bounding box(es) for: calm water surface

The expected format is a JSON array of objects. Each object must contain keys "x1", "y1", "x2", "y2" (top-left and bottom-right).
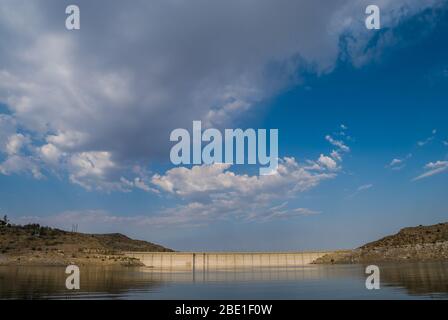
[{"x1": 0, "y1": 262, "x2": 447, "y2": 299}]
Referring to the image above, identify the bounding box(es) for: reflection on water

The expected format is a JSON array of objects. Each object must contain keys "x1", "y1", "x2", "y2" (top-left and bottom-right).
[
  {"x1": 0, "y1": 262, "x2": 447, "y2": 299},
  {"x1": 0, "y1": 266, "x2": 163, "y2": 299},
  {"x1": 380, "y1": 262, "x2": 448, "y2": 298}
]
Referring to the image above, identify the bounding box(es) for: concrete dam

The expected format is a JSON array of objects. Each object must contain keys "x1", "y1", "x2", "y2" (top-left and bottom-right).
[{"x1": 124, "y1": 251, "x2": 331, "y2": 270}]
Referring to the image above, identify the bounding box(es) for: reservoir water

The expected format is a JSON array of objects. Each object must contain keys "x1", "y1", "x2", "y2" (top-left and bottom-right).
[{"x1": 0, "y1": 262, "x2": 447, "y2": 299}]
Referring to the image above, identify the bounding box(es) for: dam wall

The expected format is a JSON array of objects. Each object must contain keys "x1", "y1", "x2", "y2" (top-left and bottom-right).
[{"x1": 124, "y1": 252, "x2": 330, "y2": 270}]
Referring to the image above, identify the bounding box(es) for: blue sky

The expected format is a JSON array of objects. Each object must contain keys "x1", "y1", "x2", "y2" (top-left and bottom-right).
[{"x1": 0, "y1": 0, "x2": 447, "y2": 251}]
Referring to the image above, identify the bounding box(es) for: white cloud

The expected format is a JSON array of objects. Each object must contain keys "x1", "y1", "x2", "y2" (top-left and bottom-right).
[
  {"x1": 390, "y1": 158, "x2": 403, "y2": 166},
  {"x1": 0, "y1": 115, "x2": 43, "y2": 178},
  {"x1": 417, "y1": 129, "x2": 437, "y2": 147},
  {"x1": 330, "y1": 150, "x2": 342, "y2": 161},
  {"x1": 0, "y1": 115, "x2": 17, "y2": 152},
  {"x1": 357, "y1": 184, "x2": 373, "y2": 192},
  {"x1": 417, "y1": 138, "x2": 433, "y2": 147},
  {"x1": 67, "y1": 151, "x2": 150, "y2": 192},
  {"x1": 39, "y1": 143, "x2": 62, "y2": 165},
  {"x1": 152, "y1": 158, "x2": 335, "y2": 198},
  {"x1": 413, "y1": 160, "x2": 448, "y2": 181},
  {"x1": 386, "y1": 154, "x2": 412, "y2": 170},
  {"x1": 0, "y1": 154, "x2": 43, "y2": 179},
  {"x1": 133, "y1": 177, "x2": 159, "y2": 193},
  {"x1": 347, "y1": 183, "x2": 373, "y2": 198},
  {"x1": 69, "y1": 151, "x2": 118, "y2": 190},
  {"x1": 46, "y1": 131, "x2": 88, "y2": 151},
  {"x1": 150, "y1": 156, "x2": 334, "y2": 224},
  {"x1": 325, "y1": 135, "x2": 350, "y2": 153},
  {"x1": 5, "y1": 133, "x2": 29, "y2": 155},
  {"x1": 318, "y1": 154, "x2": 338, "y2": 170}
]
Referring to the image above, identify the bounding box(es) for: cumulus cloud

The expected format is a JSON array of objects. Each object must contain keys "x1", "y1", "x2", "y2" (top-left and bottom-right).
[
  {"x1": 318, "y1": 154, "x2": 338, "y2": 170},
  {"x1": 5, "y1": 133, "x2": 29, "y2": 155},
  {"x1": 148, "y1": 128, "x2": 352, "y2": 225},
  {"x1": 0, "y1": 155, "x2": 43, "y2": 179},
  {"x1": 66, "y1": 151, "x2": 158, "y2": 192},
  {"x1": 0, "y1": 115, "x2": 17, "y2": 152},
  {"x1": 0, "y1": 114, "x2": 43, "y2": 178},
  {"x1": 68, "y1": 151, "x2": 122, "y2": 191},
  {"x1": 152, "y1": 158, "x2": 334, "y2": 198},
  {"x1": 39, "y1": 143, "x2": 63, "y2": 165},
  {"x1": 149, "y1": 156, "x2": 335, "y2": 224},
  {"x1": 0, "y1": 0, "x2": 443, "y2": 190},
  {"x1": 16, "y1": 146, "x2": 339, "y2": 228},
  {"x1": 413, "y1": 160, "x2": 448, "y2": 181}
]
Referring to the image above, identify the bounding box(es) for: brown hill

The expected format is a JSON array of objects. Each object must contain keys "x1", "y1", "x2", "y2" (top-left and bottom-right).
[
  {"x1": 361, "y1": 222, "x2": 448, "y2": 249},
  {"x1": 0, "y1": 223, "x2": 172, "y2": 266},
  {"x1": 315, "y1": 222, "x2": 448, "y2": 264}
]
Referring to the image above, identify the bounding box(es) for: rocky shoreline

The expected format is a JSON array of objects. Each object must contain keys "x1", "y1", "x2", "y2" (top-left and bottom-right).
[{"x1": 314, "y1": 222, "x2": 448, "y2": 264}]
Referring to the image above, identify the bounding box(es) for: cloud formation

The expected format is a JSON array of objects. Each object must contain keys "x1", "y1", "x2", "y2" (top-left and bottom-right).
[
  {"x1": 17, "y1": 124, "x2": 352, "y2": 229},
  {"x1": 417, "y1": 129, "x2": 437, "y2": 147},
  {"x1": 347, "y1": 183, "x2": 373, "y2": 198},
  {"x1": 413, "y1": 160, "x2": 448, "y2": 181},
  {"x1": 150, "y1": 157, "x2": 333, "y2": 224},
  {"x1": 147, "y1": 128, "x2": 352, "y2": 225},
  {"x1": 386, "y1": 154, "x2": 412, "y2": 170},
  {"x1": 0, "y1": 0, "x2": 443, "y2": 191}
]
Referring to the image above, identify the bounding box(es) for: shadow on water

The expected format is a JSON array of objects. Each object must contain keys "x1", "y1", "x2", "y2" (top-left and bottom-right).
[{"x1": 0, "y1": 261, "x2": 447, "y2": 299}]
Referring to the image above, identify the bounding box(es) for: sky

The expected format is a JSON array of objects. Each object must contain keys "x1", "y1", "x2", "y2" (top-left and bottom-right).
[{"x1": 0, "y1": 0, "x2": 447, "y2": 251}]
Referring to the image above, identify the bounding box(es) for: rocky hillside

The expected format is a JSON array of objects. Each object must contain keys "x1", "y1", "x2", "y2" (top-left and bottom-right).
[
  {"x1": 0, "y1": 223, "x2": 172, "y2": 266},
  {"x1": 315, "y1": 222, "x2": 448, "y2": 264}
]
